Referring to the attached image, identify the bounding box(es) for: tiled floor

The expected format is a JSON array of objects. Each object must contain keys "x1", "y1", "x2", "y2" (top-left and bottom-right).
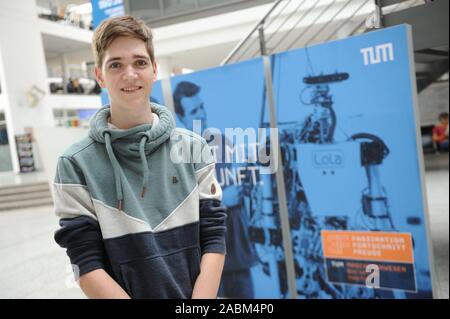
[
  {"x1": 0, "y1": 170, "x2": 48, "y2": 187},
  {"x1": 424, "y1": 155, "x2": 449, "y2": 299},
  {"x1": 0, "y1": 205, "x2": 85, "y2": 298},
  {"x1": 0, "y1": 155, "x2": 448, "y2": 299}
]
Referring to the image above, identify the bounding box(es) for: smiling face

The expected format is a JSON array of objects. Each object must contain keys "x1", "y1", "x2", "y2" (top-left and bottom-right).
[{"x1": 94, "y1": 36, "x2": 157, "y2": 110}]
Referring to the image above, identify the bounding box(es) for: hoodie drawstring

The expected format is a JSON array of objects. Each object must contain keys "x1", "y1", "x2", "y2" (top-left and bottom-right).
[
  {"x1": 139, "y1": 135, "x2": 150, "y2": 198},
  {"x1": 104, "y1": 132, "x2": 124, "y2": 210},
  {"x1": 104, "y1": 132, "x2": 151, "y2": 210}
]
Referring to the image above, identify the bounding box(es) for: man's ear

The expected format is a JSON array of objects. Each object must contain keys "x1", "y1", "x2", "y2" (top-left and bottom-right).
[
  {"x1": 152, "y1": 61, "x2": 158, "y2": 82},
  {"x1": 94, "y1": 66, "x2": 106, "y2": 88}
]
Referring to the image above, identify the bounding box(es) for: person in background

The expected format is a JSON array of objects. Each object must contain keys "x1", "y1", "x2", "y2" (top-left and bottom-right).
[
  {"x1": 90, "y1": 80, "x2": 102, "y2": 95},
  {"x1": 432, "y1": 112, "x2": 449, "y2": 151},
  {"x1": 67, "y1": 78, "x2": 84, "y2": 94}
]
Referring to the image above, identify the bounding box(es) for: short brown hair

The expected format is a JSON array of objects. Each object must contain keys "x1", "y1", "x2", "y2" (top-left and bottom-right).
[{"x1": 92, "y1": 15, "x2": 155, "y2": 67}]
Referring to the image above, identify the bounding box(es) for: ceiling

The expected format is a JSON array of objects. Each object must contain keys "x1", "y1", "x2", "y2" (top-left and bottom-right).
[{"x1": 41, "y1": 33, "x2": 92, "y2": 60}]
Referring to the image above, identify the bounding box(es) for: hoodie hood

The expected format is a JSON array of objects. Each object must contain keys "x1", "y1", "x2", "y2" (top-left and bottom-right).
[
  {"x1": 89, "y1": 103, "x2": 175, "y2": 156},
  {"x1": 88, "y1": 103, "x2": 175, "y2": 210}
]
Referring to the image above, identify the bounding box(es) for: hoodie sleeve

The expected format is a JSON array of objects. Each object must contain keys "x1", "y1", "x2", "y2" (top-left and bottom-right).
[
  {"x1": 53, "y1": 156, "x2": 107, "y2": 277},
  {"x1": 194, "y1": 139, "x2": 227, "y2": 256}
]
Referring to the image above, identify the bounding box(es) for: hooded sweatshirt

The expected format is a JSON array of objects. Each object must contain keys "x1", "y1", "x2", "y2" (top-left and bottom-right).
[{"x1": 53, "y1": 103, "x2": 226, "y2": 299}]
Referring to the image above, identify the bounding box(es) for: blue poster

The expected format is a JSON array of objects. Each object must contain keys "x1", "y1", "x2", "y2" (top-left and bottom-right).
[
  {"x1": 271, "y1": 24, "x2": 433, "y2": 298},
  {"x1": 150, "y1": 80, "x2": 164, "y2": 105},
  {"x1": 91, "y1": 0, "x2": 125, "y2": 28},
  {"x1": 170, "y1": 59, "x2": 287, "y2": 298},
  {"x1": 165, "y1": 24, "x2": 433, "y2": 299}
]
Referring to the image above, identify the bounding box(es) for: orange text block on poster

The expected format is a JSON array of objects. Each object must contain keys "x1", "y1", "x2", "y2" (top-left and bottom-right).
[{"x1": 321, "y1": 230, "x2": 414, "y2": 263}]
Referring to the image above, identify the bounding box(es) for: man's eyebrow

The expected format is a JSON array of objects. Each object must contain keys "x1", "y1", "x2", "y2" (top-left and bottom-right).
[
  {"x1": 133, "y1": 55, "x2": 150, "y2": 60},
  {"x1": 105, "y1": 55, "x2": 150, "y2": 64},
  {"x1": 105, "y1": 57, "x2": 122, "y2": 64}
]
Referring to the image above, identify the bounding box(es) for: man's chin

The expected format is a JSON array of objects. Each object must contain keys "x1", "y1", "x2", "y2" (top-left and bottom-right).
[{"x1": 115, "y1": 96, "x2": 149, "y2": 107}]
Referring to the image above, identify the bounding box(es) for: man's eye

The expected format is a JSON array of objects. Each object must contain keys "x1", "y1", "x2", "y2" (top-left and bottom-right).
[
  {"x1": 136, "y1": 60, "x2": 148, "y2": 66},
  {"x1": 109, "y1": 63, "x2": 120, "y2": 69}
]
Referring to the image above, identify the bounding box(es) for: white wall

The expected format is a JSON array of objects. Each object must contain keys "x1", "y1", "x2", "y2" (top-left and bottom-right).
[
  {"x1": 0, "y1": 1, "x2": 54, "y2": 172},
  {"x1": 47, "y1": 94, "x2": 101, "y2": 111},
  {"x1": 0, "y1": 1, "x2": 98, "y2": 173}
]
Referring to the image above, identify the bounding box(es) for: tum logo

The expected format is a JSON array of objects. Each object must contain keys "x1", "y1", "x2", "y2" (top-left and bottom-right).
[{"x1": 360, "y1": 43, "x2": 394, "y2": 65}]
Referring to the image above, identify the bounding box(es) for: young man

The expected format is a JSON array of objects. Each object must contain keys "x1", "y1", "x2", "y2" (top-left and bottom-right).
[
  {"x1": 432, "y1": 112, "x2": 449, "y2": 151},
  {"x1": 53, "y1": 15, "x2": 226, "y2": 299}
]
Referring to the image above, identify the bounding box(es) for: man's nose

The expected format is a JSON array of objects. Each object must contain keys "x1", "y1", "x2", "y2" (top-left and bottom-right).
[{"x1": 122, "y1": 65, "x2": 138, "y2": 80}]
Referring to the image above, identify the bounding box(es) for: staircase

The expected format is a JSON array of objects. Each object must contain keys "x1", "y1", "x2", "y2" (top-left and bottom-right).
[
  {"x1": 0, "y1": 182, "x2": 53, "y2": 212},
  {"x1": 376, "y1": 0, "x2": 449, "y2": 92},
  {"x1": 222, "y1": 0, "x2": 378, "y2": 65},
  {"x1": 222, "y1": 0, "x2": 448, "y2": 94}
]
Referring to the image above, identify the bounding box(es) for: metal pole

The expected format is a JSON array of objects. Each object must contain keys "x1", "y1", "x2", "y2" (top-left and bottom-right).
[
  {"x1": 258, "y1": 24, "x2": 267, "y2": 56},
  {"x1": 262, "y1": 55, "x2": 298, "y2": 299}
]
